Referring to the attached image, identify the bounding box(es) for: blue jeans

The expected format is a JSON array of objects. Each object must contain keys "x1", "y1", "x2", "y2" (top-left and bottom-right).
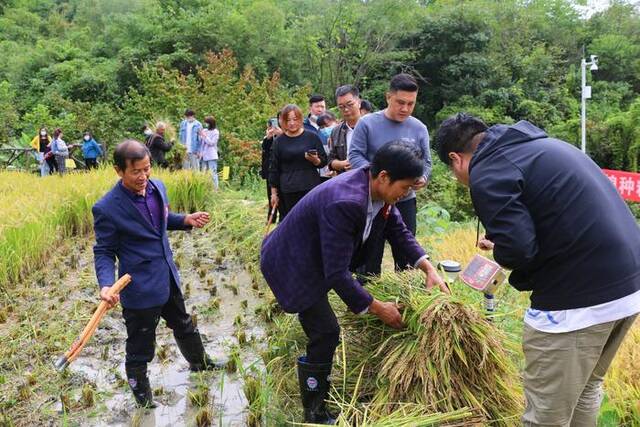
[
  {"x1": 33, "y1": 152, "x2": 49, "y2": 176},
  {"x1": 188, "y1": 153, "x2": 201, "y2": 171},
  {"x1": 202, "y1": 159, "x2": 219, "y2": 189}
]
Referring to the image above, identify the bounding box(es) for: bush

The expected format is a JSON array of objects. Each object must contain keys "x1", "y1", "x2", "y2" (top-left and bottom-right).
[
  {"x1": 120, "y1": 50, "x2": 309, "y2": 180},
  {"x1": 419, "y1": 155, "x2": 475, "y2": 222}
]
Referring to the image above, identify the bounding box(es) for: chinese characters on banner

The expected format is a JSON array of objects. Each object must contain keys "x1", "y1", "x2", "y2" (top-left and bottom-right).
[{"x1": 602, "y1": 169, "x2": 640, "y2": 202}]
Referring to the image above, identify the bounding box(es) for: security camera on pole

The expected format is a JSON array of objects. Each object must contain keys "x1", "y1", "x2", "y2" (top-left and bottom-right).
[{"x1": 581, "y1": 53, "x2": 598, "y2": 153}]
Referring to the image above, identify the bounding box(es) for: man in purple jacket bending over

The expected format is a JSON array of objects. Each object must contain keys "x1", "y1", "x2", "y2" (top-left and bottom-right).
[
  {"x1": 260, "y1": 141, "x2": 449, "y2": 424},
  {"x1": 93, "y1": 140, "x2": 223, "y2": 408}
]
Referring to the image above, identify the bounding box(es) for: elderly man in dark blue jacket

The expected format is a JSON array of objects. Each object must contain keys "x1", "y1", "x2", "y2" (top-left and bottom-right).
[
  {"x1": 436, "y1": 113, "x2": 640, "y2": 427},
  {"x1": 261, "y1": 141, "x2": 448, "y2": 424},
  {"x1": 93, "y1": 140, "x2": 221, "y2": 408}
]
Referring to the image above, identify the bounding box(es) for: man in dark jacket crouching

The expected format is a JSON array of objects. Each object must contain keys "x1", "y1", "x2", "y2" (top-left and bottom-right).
[{"x1": 260, "y1": 141, "x2": 448, "y2": 424}]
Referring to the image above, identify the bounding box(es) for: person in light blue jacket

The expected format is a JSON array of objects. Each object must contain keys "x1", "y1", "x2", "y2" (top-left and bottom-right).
[
  {"x1": 82, "y1": 131, "x2": 103, "y2": 169},
  {"x1": 51, "y1": 128, "x2": 69, "y2": 175},
  {"x1": 179, "y1": 109, "x2": 203, "y2": 170}
]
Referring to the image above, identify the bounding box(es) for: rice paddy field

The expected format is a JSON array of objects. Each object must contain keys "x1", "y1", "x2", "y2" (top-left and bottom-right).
[{"x1": 0, "y1": 169, "x2": 638, "y2": 426}]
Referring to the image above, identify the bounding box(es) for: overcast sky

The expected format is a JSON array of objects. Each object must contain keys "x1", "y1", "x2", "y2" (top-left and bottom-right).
[{"x1": 574, "y1": 0, "x2": 640, "y2": 17}]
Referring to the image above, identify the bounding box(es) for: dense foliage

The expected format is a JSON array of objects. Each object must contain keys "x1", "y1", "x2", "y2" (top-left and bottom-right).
[{"x1": 0, "y1": 0, "x2": 639, "y2": 175}]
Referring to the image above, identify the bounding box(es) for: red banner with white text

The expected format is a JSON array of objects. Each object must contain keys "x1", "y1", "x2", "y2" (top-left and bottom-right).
[{"x1": 602, "y1": 169, "x2": 640, "y2": 202}]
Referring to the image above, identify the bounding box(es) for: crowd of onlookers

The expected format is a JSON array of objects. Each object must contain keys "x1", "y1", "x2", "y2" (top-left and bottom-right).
[
  {"x1": 29, "y1": 109, "x2": 221, "y2": 188},
  {"x1": 141, "y1": 110, "x2": 220, "y2": 189},
  {"x1": 260, "y1": 73, "x2": 432, "y2": 276},
  {"x1": 31, "y1": 127, "x2": 102, "y2": 176},
  {"x1": 260, "y1": 88, "x2": 376, "y2": 222}
]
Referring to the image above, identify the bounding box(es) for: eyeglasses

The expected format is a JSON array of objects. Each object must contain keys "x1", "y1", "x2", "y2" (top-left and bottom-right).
[{"x1": 337, "y1": 101, "x2": 358, "y2": 111}]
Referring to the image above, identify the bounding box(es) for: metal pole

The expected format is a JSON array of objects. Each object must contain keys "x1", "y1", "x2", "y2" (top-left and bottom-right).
[{"x1": 580, "y1": 57, "x2": 587, "y2": 153}]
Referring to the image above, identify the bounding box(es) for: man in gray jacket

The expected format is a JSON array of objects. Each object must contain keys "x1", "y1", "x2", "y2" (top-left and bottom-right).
[{"x1": 349, "y1": 73, "x2": 432, "y2": 275}]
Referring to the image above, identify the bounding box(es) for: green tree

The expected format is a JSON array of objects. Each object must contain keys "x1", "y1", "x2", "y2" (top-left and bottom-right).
[{"x1": 0, "y1": 81, "x2": 18, "y2": 143}]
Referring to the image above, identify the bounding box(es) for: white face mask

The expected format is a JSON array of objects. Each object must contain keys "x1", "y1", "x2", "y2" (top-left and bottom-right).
[
  {"x1": 40, "y1": 131, "x2": 47, "y2": 136},
  {"x1": 144, "y1": 129, "x2": 153, "y2": 136},
  {"x1": 84, "y1": 136, "x2": 90, "y2": 141}
]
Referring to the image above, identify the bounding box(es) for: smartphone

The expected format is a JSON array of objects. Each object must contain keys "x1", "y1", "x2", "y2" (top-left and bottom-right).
[
  {"x1": 268, "y1": 117, "x2": 279, "y2": 128},
  {"x1": 306, "y1": 149, "x2": 318, "y2": 156}
]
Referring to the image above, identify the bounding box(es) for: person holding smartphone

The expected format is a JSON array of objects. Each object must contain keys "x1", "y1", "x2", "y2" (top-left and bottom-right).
[
  {"x1": 269, "y1": 104, "x2": 327, "y2": 218},
  {"x1": 261, "y1": 113, "x2": 284, "y2": 222}
]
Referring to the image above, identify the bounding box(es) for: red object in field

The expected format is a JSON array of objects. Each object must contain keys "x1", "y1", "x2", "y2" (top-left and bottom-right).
[{"x1": 602, "y1": 169, "x2": 640, "y2": 202}]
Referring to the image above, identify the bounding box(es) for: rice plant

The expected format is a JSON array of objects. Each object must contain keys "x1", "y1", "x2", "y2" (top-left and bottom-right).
[
  {"x1": 603, "y1": 318, "x2": 640, "y2": 423},
  {"x1": 340, "y1": 271, "x2": 522, "y2": 424},
  {"x1": 0, "y1": 169, "x2": 213, "y2": 292}
]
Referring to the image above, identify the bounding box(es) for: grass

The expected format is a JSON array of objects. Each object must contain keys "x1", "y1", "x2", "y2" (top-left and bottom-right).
[
  {"x1": 602, "y1": 317, "x2": 640, "y2": 424},
  {"x1": 0, "y1": 169, "x2": 638, "y2": 425},
  {"x1": 264, "y1": 272, "x2": 523, "y2": 425},
  {"x1": 262, "y1": 214, "x2": 640, "y2": 425},
  {"x1": 0, "y1": 169, "x2": 215, "y2": 425},
  {"x1": 341, "y1": 273, "x2": 522, "y2": 424},
  {"x1": 0, "y1": 169, "x2": 214, "y2": 293}
]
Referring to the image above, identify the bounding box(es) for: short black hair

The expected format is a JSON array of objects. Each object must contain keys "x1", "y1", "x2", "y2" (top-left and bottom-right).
[
  {"x1": 309, "y1": 94, "x2": 325, "y2": 105},
  {"x1": 317, "y1": 112, "x2": 336, "y2": 128},
  {"x1": 185, "y1": 109, "x2": 195, "y2": 117},
  {"x1": 371, "y1": 140, "x2": 424, "y2": 181},
  {"x1": 389, "y1": 73, "x2": 418, "y2": 93},
  {"x1": 436, "y1": 113, "x2": 488, "y2": 165},
  {"x1": 113, "y1": 139, "x2": 151, "y2": 171},
  {"x1": 335, "y1": 85, "x2": 359, "y2": 99},
  {"x1": 360, "y1": 99, "x2": 373, "y2": 113}
]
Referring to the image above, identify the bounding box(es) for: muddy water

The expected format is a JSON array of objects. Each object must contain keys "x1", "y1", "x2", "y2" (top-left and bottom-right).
[{"x1": 59, "y1": 229, "x2": 267, "y2": 426}]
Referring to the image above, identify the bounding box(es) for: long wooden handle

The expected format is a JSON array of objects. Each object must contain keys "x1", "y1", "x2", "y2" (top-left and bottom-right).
[{"x1": 64, "y1": 274, "x2": 132, "y2": 361}]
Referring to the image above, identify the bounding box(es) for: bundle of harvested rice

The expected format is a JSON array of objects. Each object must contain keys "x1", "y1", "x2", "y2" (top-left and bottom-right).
[
  {"x1": 331, "y1": 400, "x2": 481, "y2": 427},
  {"x1": 335, "y1": 270, "x2": 523, "y2": 425}
]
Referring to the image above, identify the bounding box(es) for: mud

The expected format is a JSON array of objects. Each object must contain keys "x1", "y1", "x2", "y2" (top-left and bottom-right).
[{"x1": 51, "y1": 228, "x2": 267, "y2": 426}]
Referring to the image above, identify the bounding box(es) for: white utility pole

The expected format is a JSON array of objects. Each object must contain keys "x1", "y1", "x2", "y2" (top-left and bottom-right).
[{"x1": 581, "y1": 54, "x2": 598, "y2": 153}]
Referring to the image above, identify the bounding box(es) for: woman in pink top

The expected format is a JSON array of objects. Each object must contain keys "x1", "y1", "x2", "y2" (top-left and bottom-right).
[{"x1": 199, "y1": 116, "x2": 220, "y2": 189}]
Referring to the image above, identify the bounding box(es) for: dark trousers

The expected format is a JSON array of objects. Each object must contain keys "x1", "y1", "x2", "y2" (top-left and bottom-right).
[
  {"x1": 360, "y1": 198, "x2": 417, "y2": 276},
  {"x1": 46, "y1": 156, "x2": 58, "y2": 173},
  {"x1": 280, "y1": 190, "x2": 310, "y2": 219},
  {"x1": 122, "y1": 280, "x2": 197, "y2": 370},
  {"x1": 85, "y1": 158, "x2": 98, "y2": 169},
  {"x1": 298, "y1": 295, "x2": 340, "y2": 364}
]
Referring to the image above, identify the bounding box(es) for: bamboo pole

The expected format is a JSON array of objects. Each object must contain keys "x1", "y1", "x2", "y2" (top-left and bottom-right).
[
  {"x1": 54, "y1": 274, "x2": 131, "y2": 371},
  {"x1": 263, "y1": 200, "x2": 278, "y2": 238}
]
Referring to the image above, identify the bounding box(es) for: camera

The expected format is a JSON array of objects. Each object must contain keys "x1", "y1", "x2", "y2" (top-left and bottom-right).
[
  {"x1": 267, "y1": 117, "x2": 279, "y2": 128},
  {"x1": 306, "y1": 149, "x2": 318, "y2": 156}
]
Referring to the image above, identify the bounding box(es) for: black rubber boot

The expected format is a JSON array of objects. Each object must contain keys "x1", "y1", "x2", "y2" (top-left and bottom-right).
[
  {"x1": 297, "y1": 356, "x2": 337, "y2": 425},
  {"x1": 126, "y1": 365, "x2": 157, "y2": 408},
  {"x1": 175, "y1": 333, "x2": 225, "y2": 371}
]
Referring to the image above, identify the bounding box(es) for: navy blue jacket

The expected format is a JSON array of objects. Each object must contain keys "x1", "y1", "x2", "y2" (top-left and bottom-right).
[
  {"x1": 303, "y1": 117, "x2": 319, "y2": 135},
  {"x1": 470, "y1": 121, "x2": 640, "y2": 310},
  {"x1": 93, "y1": 179, "x2": 189, "y2": 309}
]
